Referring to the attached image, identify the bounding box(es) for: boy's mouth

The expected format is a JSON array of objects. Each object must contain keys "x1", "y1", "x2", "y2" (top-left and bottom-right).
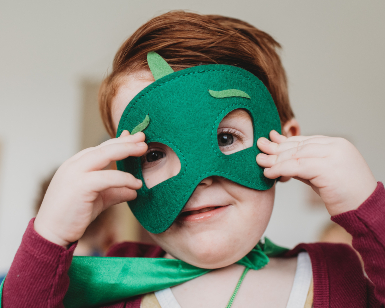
[{"x1": 178, "y1": 205, "x2": 229, "y2": 222}]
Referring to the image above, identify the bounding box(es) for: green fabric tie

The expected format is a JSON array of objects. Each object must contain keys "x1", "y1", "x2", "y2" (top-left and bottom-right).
[{"x1": 0, "y1": 238, "x2": 287, "y2": 308}]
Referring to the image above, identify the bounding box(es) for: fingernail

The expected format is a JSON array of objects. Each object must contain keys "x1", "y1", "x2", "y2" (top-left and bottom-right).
[
  {"x1": 258, "y1": 153, "x2": 267, "y2": 159},
  {"x1": 136, "y1": 142, "x2": 147, "y2": 147},
  {"x1": 259, "y1": 138, "x2": 270, "y2": 145},
  {"x1": 137, "y1": 179, "x2": 142, "y2": 185}
]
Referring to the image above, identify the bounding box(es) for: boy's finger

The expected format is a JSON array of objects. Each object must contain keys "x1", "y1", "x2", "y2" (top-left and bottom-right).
[
  {"x1": 286, "y1": 135, "x2": 327, "y2": 142},
  {"x1": 97, "y1": 132, "x2": 145, "y2": 148},
  {"x1": 67, "y1": 147, "x2": 97, "y2": 163},
  {"x1": 100, "y1": 187, "x2": 138, "y2": 208},
  {"x1": 120, "y1": 130, "x2": 130, "y2": 137},
  {"x1": 78, "y1": 142, "x2": 148, "y2": 171},
  {"x1": 257, "y1": 136, "x2": 332, "y2": 155},
  {"x1": 278, "y1": 176, "x2": 292, "y2": 182},
  {"x1": 263, "y1": 157, "x2": 325, "y2": 180},
  {"x1": 86, "y1": 170, "x2": 143, "y2": 192},
  {"x1": 68, "y1": 132, "x2": 145, "y2": 162},
  {"x1": 269, "y1": 130, "x2": 287, "y2": 143},
  {"x1": 268, "y1": 131, "x2": 327, "y2": 144},
  {"x1": 257, "y1": 143, "x2": 330, "y2": 167}
]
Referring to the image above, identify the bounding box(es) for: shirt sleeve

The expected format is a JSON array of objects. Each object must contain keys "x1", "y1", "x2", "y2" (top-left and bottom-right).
[
  {"x1": 332, "y1": 181, "x2": 385, "y2": 305},
  {"x1": 2, "y1": 218, "x2": 76, "y2": 308}
]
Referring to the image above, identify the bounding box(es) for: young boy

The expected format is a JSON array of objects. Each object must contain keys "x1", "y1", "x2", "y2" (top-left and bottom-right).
[{"x1": 2, "y1": 11, "x2": 384, "y2": 308}]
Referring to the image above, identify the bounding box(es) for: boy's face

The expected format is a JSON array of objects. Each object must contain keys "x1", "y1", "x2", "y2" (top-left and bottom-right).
[{"x1": 112, "y1": 70, "x2": 275, "y2": 269}]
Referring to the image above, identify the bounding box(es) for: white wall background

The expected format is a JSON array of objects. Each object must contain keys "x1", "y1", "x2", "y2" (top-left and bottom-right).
[{"x1": 0, "y1": 0, "x2": 384, "y2": 272}]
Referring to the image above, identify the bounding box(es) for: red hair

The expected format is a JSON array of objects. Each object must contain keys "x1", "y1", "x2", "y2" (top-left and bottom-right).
[{"x1": 99, "y1": 11, "x2": 294, "y2": 137}]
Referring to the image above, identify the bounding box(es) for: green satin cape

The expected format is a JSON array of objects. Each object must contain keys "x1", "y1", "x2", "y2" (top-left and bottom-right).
[{"x1": 0, "y1": 238, "x2": 287, "y2": 308}]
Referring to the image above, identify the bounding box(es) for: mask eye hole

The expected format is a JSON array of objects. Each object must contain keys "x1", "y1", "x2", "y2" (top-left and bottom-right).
[
  {"x1": 141, "y1": 142, "x2": 181, "y2": 189},
  {"x1": 217, "y1": 109, "x2": 254, "y2": 155}
]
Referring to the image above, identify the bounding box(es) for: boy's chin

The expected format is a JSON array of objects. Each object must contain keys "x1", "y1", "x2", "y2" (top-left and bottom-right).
[
  {"x1": 178, "y1": 243, "x2": 257, "y2": 269},
  {"x1": 181, "y1": 253, "x2": 243, "y2": 269},
  {"x1": 159, "y1": 234, "x2": 261, "y2": 269}
]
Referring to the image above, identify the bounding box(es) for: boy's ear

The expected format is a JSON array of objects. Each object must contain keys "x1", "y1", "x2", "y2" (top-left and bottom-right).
[
  {"x1": 279, "y1": 118, "x2": 301, "y2": 183},
  {"x1": 282, "y1": 118, "x2": 300, "y2": 137},
  {"x1": 147, "y1": 51, "x2": 174, "y2": 81}
]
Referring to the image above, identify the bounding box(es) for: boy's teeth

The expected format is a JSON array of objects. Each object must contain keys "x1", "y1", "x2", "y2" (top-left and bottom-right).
[{"x1": 189, "y1": 207, "x2": 217, "y2": 215}]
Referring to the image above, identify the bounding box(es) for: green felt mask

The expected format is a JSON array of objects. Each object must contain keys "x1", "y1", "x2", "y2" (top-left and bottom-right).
[{"x1": 116, "y1": 52, "x2": 281, "y2": 234}]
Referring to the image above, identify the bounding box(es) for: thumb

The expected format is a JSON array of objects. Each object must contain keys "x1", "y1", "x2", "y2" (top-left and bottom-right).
[{"x1": 278, "y1": 176, "x2": 291, "y2": 182}]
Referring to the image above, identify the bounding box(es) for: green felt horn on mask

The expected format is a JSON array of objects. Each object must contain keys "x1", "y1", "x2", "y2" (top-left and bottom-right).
[
  {"x1": 147, "y1": 51, "x2": 174, "y2": 80},
  {"x1": 116, "y1": 51, "x2": 281, "y2": 234}
]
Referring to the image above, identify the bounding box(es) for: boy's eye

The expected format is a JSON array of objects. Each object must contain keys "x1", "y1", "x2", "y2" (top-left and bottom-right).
[
  {"x1": 217, "y1": 133, "x2": 234, "y2": 146},
  {"x1": 145, "y1": 150, "x2": 165, "y2": 163}
]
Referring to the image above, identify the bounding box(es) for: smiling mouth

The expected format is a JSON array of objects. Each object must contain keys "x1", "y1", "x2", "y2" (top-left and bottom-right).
[
  {"x1": 180, "y1": 206, "x2": 222, "y2": 216},
  {"x1": 178, "y1": 205, "x2": 229, "y2": 222}
]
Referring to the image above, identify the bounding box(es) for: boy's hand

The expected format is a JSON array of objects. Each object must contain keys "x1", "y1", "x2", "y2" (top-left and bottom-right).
[
  {"x1": 256, "y1": 130, "x2": 377, "y2": 216},
  {"x1": 34, "y1": 131, "x2": 147, "y2": 248}
]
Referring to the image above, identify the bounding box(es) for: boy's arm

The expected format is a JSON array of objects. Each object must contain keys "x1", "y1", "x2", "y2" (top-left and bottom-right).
[
  {"x1": 0, "y1": 131, "x2": 146, "y2": 307},
  {"x1": 256, "y1": 131, "x2": 383, "y2": 304},
  {"x1": 1, "y1": 131, "x2": 145, "y2": 307},
  {"x1": 2, "y1": 218, "x2": 76, "y2": 308},
  {"x1": 332, "y1": 182, "x2": 385, "y2": 304}
]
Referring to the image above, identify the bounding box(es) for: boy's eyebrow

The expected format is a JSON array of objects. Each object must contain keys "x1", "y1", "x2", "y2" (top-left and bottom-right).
[{"x1": 209, "y1": 89, "x2": 251, "y2": 99}]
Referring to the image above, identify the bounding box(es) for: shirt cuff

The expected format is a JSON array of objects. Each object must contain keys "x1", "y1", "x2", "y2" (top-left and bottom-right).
[
  {"x1": 331, "y1": 182, "x2": 385, "y2": 237},
  {"x1": 22, "y1": 218, "x2": 77, "y2": 266}
]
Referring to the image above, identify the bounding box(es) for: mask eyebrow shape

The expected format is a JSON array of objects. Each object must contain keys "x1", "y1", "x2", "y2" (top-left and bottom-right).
[
  {"x1": 209, "y1": 89, "x2": 251, "y2": 99},
  {"x1": 131, "y1": 114, "x2": 150, "y2": 134}
]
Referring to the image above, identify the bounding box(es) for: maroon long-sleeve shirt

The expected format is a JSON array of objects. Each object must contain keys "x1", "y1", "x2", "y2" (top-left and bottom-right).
[{"x1": 3, "y1": 182, "x2": 385, "y2": 307}]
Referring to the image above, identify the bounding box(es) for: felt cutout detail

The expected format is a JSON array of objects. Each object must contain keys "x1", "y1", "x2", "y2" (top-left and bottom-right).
[
  {"x1": 131, "y1": 115, "x2": 150, "y2": 135},
  {"x1": 147, "y1": 51, "x2": 174, "y2": 81},
  {"x1": 209, "y1": 89, "x2": 251, "y2": 99}
]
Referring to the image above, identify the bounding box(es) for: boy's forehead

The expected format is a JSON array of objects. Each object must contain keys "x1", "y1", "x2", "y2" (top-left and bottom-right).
[{"x1": 112, "y1": 71, "x2": 154, "y2": 130}]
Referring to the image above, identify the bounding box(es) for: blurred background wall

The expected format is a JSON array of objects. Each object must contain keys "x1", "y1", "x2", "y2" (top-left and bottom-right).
[{"x1": 0, "y1": 0, "x2": 384, "y2": 272}]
